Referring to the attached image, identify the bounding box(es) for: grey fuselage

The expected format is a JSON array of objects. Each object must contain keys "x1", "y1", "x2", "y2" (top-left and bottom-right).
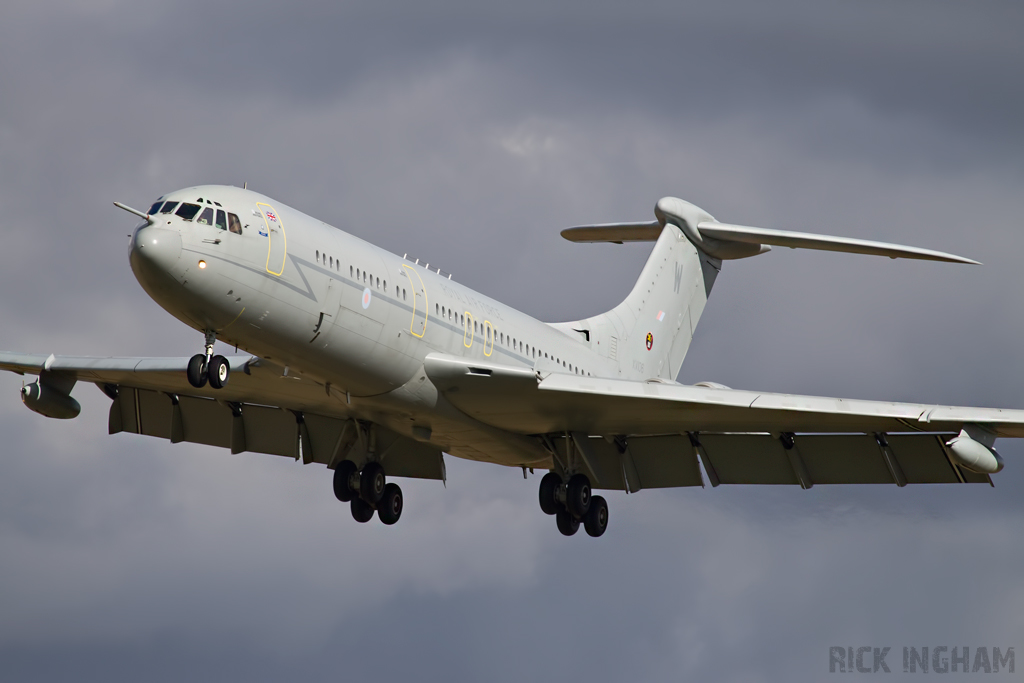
[{"x1": 130, "y1": 185, "x2": 616, "y2": 467}]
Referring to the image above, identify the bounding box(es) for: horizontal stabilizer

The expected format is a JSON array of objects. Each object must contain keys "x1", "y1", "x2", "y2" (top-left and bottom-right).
[
  {"x1": 560, "y1": 197, "x2": 980, "y2": 265},
  {"x1": 697, "y1": 222, "x2": 980, "y2": 264},
  {"x1": 560, "y1": 221, "x2": 662, "y2": 243}
]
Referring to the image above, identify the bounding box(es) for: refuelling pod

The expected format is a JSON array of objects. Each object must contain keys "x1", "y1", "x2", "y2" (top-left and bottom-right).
[
  {"x1": 946, "y1": 427, "x2": 1004, "y2": 474},
  {"x1": 21, "y1": 374, "x2": 80, "y2": 419}
]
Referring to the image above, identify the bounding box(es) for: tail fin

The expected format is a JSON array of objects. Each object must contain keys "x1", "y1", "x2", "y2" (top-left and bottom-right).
[
  {"x1": 553, "y1": 222, "x2": 721, "y2": 381},
  {"x1": 555, "y1": 195, "x2": 980, "y2": 381}
]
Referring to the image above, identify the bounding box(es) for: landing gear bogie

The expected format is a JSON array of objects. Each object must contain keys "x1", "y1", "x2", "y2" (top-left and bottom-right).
[
  {"x1": 539, "y1": 472, "x2": 607, "y2": 538},
  {"x1": 333, "y1": 462, "x2": 404, "y2": 527},
  {"x1": 187, "y1": 330, "x2": 229, "y2": 390}
]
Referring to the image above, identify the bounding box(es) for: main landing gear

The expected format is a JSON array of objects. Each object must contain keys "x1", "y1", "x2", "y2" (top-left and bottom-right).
[
  {"x1": 187, "y1": 330, "x2": 230, "y2": 389},
  {"x1": 333, "y1": 460, "x2": 404, "y2": 526},
  {"x1": 539, "y1": 471, "x2": 608, "y2": 537}
]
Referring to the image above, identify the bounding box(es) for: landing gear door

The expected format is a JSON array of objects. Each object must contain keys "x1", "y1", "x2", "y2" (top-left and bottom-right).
[{"x1": 256, "y1": 202, "x2": 287, "y2": 276}]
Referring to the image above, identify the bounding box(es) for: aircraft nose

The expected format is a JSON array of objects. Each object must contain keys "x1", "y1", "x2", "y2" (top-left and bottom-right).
[{"x1": 130, "y1": 226, "x2": 182, "y2": 275}]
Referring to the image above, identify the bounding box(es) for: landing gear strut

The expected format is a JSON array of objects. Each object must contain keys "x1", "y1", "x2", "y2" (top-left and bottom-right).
[
  {"x1": 332, "y1": 460, "x2": 404, "y2": 526},
  {"x1": 538, "y1": 472, "x2": 608, "y2": 538},
  {"x1": 187, "y1": 330, "x2": 230, "y2": 389}
]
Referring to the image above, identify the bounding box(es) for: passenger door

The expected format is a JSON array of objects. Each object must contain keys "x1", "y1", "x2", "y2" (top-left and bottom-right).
[{"x1": 256, "y1": 202, "x2": 287, "y2": 276}]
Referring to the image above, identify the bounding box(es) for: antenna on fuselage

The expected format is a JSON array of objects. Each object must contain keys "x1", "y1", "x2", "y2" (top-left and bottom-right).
[{"x1": 243, "y1": 181, "x2": 247, "y2": 189}]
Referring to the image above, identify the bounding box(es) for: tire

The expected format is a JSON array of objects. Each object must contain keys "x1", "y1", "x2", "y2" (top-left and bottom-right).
[
  {"x1": 538, "y1": 472, "x2": 561, "y2": 515},
  {"x1": 333, "y1": 460, "x2": 357, "y2": 502},
  {"x1": 207, "y1": 355, "x2": 230, "y2": 389},
  {"x1": 565, "y1": 473, "x2": 591, "y2": 519},
  {"x1": 556, "y1": 509, "x2": 579, "y2": 536},
  {"x1": 377, "y1": 483, "x2": 403, "y2": 525},
  {"x1": 360, "y1": 462, "x2": 386, "y2": 504},
  {"x1": 350, "y1": 497, "x2": 375, "y2": 523},
  {"x1": 187, "y1": 354, "x2": 208, "y2": 388},
  {"x1": 583, "y1": 495, "x2": 608, "y2": 538}
]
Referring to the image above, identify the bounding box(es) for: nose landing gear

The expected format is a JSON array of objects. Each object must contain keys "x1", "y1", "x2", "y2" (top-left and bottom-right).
[
  {"x1": 539, "y1": 471, "x2": 608, "y2": 538},
  {"x1": 186, "y1": 330, "x2": 231, "y2": 389},
  {"x1": 332, "y1": 460, "x2": 404, "y2": 526}
]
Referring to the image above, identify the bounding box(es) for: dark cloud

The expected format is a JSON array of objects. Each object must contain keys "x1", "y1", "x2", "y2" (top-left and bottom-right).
[{"x1": 2, "y1": 1, "x2": 1023, "y2": 681}]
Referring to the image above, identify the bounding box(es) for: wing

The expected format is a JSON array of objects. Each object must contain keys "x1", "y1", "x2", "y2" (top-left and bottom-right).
[
  {"x1": 0, "y1": 351, "x2": 446, "y2": 480},
  {"x1": 424, "y1": 354, "x2": 1022, "y2": 490}
]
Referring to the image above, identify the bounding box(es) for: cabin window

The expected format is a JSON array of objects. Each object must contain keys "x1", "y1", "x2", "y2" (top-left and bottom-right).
[
  {"x1": 376, "y1": 277, "x2": 380, "y2": 289},
  {"x1": 316, "y1": 250, "x2": 320, "y2": 262},
  {"x1": 197, "y1": 207, "x2": 214, "y2": 225},
  {"x1": 350, "y1": 266, "x2": 354, "y2": 277},
  {"x1": 215, "y1": 210, "x2": 227, "y2": 231},
  {"x1": 383, "y1": 280, "x2": 387, "y2": 292},
  {"x1": 329, "y1": 256, "x2": 334, "y2": 268},
  {"x1": 159, "y1": 201, "x2": 178, "y2": 214},
  {"x1": 228, "y1": 213, "x2": 242, "y2": 234},
  {"x1": 364, "y1": 272, "x2": 368, "y2": 284},
  {"x1": 403, "y1": 288, "x2": 407, "y2": 300},
  {"x1": 435, "y1": 304, "x2": 439, "y2": 315},
  {"x1": 175, "y1": 203, "x2": 201, "y2": 221}
]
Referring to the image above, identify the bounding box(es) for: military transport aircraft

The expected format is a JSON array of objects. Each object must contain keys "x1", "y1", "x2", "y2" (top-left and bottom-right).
[{"x1": 2, "y1": 186, "x2": 1020, "y2": 538}]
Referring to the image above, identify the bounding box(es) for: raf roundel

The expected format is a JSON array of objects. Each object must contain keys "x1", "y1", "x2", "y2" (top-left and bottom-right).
[
  {"x1": 645, "y1": 332, "x2": 653, "y2": 350},
  {"x1": 362, "y1": 288, "x2": 372, "y2": 309}
]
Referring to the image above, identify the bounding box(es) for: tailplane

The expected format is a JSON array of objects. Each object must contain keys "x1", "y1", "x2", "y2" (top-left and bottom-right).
[{"x1": 555, "y1": 197, "x2": 979, "y2": 382}]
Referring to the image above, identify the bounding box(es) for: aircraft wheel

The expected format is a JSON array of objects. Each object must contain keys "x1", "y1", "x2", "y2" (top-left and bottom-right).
[
  {"x1": 378, "y1": 483, "x2": 403, "y2": 525},
  {"x1": 350, "y1": 497, "x2": 375, "y2": 523},
  {"x1": 187, "y1": 354, "x2": 208, "y2": 388},
  {"x1": 583, "y1": 495, "x2": 608, "y2": 537},
  {"x1": 566, "y1": 473, "x2": 591, "y2": 518},
  {"x1": 538, "y1": 472, "x2": 561, "y2": 515},
  {"x1": 207, "y1": 355, "x2": 230, "y2": 389},
  {"x1": 556, "y1": 509, "x2": 580, "y2": 536},
  {"x1": 360, "y1": 462, "x2": 386, "y2": 504},
  {"x1": 333, "y1": 460, "x2": 357, "y2": 502}
]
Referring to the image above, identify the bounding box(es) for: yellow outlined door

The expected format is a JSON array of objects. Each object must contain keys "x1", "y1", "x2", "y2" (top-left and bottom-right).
[
  {"x1": 256, "y1": 203, "x2": 287, "y2": 276},
  {"x1": 483, "y1": 320, "x2": 494, "y2": 356},
  {"x1": 401, "y1": 264, "x2": 428, "y2": 337},
  {"x1": 463, "y1": 312, "x2": 474, "y2": 347}
]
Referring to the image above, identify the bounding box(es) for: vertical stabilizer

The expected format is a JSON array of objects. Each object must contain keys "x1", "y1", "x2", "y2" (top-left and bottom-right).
[{"x1": 557, "y1": 223, "x2": 721, "y2": 381}]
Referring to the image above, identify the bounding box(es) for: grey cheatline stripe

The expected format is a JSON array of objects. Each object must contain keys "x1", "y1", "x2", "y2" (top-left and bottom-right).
[{"x1": 190, "y1": 248, "x2": 539, "y2": 367}]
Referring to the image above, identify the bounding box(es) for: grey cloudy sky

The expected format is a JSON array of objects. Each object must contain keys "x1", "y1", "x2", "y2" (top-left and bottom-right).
[{"x1": 1, "y1": 1, "x2": 1023, "y2": 681}]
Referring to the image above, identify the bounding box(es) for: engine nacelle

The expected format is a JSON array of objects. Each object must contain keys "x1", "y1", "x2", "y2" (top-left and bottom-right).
[
  {"x1": 21, "y1": 380, "x2": 81, "y2": 419},
  {"x1": 947, "y1": 429, "x2": 1004, "y2": 474}
]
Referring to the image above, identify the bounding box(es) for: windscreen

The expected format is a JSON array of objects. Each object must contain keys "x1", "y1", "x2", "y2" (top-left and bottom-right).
[{"x1": 175, "y1": 203, "x2": 201, "y2": 221}]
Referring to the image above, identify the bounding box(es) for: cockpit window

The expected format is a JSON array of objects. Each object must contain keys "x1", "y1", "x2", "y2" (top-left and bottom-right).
[
  {"x1": 148, "y1": 201, "x2": 163, "y2": 215},
  {"x1": 215, "y1": 210, "x2": 227, "y2": 231},
  {"x1": 175, "y1": 203, "x2": 201, "y2": 221},
  {"x1": 159, "y1": 201, "x2": 178, "y2": 214},
  {"x1": 197, "y1": 207, "x2": 214, "y2": 225},
  {"x1": 228, "y1": 213, "x2": 242, "y2": 234}
]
